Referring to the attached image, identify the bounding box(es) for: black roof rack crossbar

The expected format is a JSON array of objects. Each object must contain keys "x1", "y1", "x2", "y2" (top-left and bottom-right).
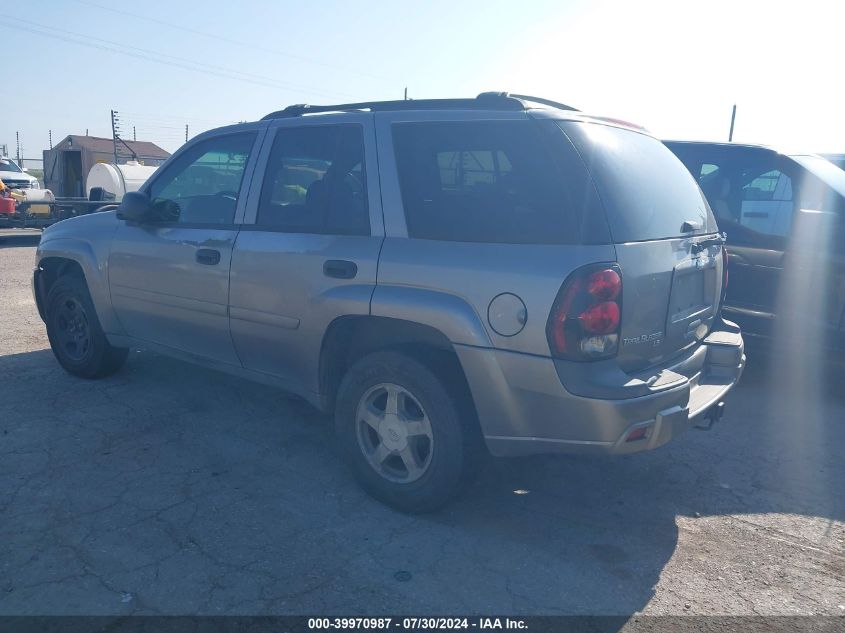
[{"x1": 261, "y1": 93, "x2": 578, "y2": 120}]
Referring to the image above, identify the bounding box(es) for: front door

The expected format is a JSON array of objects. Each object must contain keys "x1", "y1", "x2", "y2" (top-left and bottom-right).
[
  {"x1": 108, "y1": 129, "x2": 261, "y2": 364},
  {"x1": 229, "y1": 116, "x2": 383, "y2": 396}
]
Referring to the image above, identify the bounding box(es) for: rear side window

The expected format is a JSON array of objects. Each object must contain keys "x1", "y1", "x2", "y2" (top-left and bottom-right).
[
  {"x1": 256, "y1": 125, "x2": 369, "y2": 236},
  {"x1": 559, "y1": 122, "x2": 717, "y2": 242},
  {"x1": 392, "y1": 120, "x2": 603, "y2": 244}
]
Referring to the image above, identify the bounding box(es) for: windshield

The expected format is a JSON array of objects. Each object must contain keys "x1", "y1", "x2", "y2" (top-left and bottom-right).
[
  {"x1": 557, "y1": 121, "x2": 718, "y2": 242},
  {"x1": 0, "y1": 159, "x2": 22, "y2": 173},
  {"x1": 791, "y1": 154, "x2": 845, "y2": 197}
]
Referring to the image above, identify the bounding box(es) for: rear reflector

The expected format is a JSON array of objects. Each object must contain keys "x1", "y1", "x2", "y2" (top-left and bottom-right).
[{"x1": 626, "y1": 426, "x2": 648, "y2": 442}]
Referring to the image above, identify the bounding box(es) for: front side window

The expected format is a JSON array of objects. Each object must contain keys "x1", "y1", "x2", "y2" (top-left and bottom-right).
[
  {"x1": 672, "y1": 146, "x2": 796, "y2": 244},
  {"x1": 148, "y1": 132, "x2": 256, "y2": 224},
  {"x1": 392, "y1": 120, "x2": 591, "y2": 244},
  {"x1": 256, "y1": 125, "x2": 369, "y2": 236},
  {"x1": 791, "y1": 155, "x2": 845, "y2": 207},
  {"x1": 739, "y1": 169, "x2": 793, "y2": 237}
]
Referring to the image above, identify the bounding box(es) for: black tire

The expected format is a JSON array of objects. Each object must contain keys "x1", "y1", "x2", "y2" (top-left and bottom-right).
[
  {"x1": 45, "y1": 274, "x2": 129, "y2": 379},
  {"x1": 335, "y1": 351, "x2": 472, "y2": 513}
]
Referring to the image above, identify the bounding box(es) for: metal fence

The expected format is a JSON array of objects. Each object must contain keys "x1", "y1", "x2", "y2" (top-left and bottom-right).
[{"x1": 12, "y1": 157, "x2": 44, "y2": 186}]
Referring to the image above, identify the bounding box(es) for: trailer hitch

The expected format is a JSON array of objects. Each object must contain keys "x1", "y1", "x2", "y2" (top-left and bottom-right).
[{"x1": 695, "y1": 401, "x2": 725, "y2": 431}]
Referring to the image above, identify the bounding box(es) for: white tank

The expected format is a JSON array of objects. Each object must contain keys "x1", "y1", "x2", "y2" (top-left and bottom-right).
[{"x1": 86, "y1": 160, "x2": 158, "y2": 201}]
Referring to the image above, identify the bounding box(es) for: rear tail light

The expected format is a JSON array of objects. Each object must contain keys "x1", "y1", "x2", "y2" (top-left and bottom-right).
[
  {"x1": 546, "y1": 263, "x2": 623, "y2": 361},
  {"x1": 579, "y1": 301, "x2": 620, "y2": 334},
  {"x1": 720, "y1": 246, "x2": 729, "y2": 307}
]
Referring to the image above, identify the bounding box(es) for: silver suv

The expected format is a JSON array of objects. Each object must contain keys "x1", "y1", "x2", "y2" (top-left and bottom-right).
[{"x1": 34, "y1": 93, "x2": 745, "y2": 512}]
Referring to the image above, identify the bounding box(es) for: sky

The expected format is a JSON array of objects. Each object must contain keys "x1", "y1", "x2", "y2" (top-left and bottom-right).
[{"x1": 4, "y1": 0, "x2": 845, "y2": 167}]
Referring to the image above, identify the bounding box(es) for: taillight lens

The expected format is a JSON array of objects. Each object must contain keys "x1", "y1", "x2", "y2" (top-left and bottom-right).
[
  {"x1": 547, "y1": 264, "x2": 623, "y2": 361},
  {"x1": 586, "y1": 269, "x2": 621, "y2": 301},
  {"x1": 579, "y1": 301, "x2": 620, "y2": 334}
]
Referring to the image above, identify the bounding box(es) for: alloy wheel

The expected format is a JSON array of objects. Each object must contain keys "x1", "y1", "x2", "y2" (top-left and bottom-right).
[{"x1": 355, "y1": 382, "x2": 434, "y2": 483}]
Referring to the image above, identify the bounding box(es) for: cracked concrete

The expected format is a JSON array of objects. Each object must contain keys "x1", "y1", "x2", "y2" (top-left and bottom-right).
[{"x1": 0, "y1": 235, "x2": 843, "y2": 615}]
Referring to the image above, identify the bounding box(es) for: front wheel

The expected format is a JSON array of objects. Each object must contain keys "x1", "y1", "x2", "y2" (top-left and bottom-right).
[
  {"x1": 45, "y1": 275, "x2": 128, "y2": 379},
  {"x1": 335, "y1": 351, "x2": 471, "y2": 513}
]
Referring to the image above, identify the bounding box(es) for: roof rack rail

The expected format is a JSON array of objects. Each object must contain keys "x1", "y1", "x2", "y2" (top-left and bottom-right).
[
  {"x1": 503, "y1": 93, "x2": 579, "y2": 112},
  {"x1": 475, "y1": 92, "x2": 578, "y2": 111},
  {"x1": 261, "y1": 93, "x2": 577, "y2": 120}
]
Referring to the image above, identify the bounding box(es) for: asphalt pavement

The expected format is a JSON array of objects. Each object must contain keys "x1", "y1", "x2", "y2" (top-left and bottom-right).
[{"x1": 1, "y1": 235, "x2": 843, "y2": 616}]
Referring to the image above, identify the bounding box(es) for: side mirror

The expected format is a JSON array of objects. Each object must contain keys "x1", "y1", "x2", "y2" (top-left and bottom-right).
[
  {"x1": 116, "y1": 191, "x2": 153, "y2": 223},
  {"x1": 22, "y1": 167, "x2": 29, "y2": 173}
]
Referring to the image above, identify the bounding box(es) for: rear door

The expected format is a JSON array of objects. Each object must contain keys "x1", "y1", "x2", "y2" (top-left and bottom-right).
[
  {"x1": 561, "y1": 123, "x2": 725, "y2": 371},
  {"x1": 228, "y1": 114, "x2": 383, "y2": 396}
]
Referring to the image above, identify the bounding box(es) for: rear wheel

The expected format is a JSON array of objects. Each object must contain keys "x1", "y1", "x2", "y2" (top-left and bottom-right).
[
  {"x1": 335, "y1": 351, "x2": 470, "y2": 513},
  {"x1": 45, "y1": 275, "x2": 128, "y2": 378}
]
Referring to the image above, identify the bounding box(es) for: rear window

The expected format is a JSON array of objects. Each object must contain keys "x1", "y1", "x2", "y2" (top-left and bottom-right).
[
  {"x1": 559, "y1": 122, "x2": 717, "y2": 242},
  {"x1": 392, "y1": 120, "x2": 607, "y2": 244}
]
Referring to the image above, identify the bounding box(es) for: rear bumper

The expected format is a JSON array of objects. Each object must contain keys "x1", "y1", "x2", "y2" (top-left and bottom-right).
[{"x1": 456, "y1": 320, "x2": 745, "y2": 457}]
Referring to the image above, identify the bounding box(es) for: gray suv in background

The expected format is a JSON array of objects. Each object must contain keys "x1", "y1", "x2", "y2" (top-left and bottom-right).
[{"x1": 34, "y1": 93, "x2": 745, "y2": 512}]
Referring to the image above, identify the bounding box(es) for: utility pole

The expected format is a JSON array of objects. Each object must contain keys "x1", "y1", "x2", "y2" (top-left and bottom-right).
[
  {"x1": 404, "y1": 87, "x2": 408, "y2": 100},
  {"x1": 49, "y1": 130, "x2": 53, "y2": 149},
  {"x1": 111, "y1": 109, "x2": 121, "y2": 164},
  {"x1": 728, "y1": 104, "x2": 736, "y2": 142},
  {"x1": 16, "y1": 131, "x2": 20, "y2": 164},
  {"x1": 133, "y1": 126, "x2": 136, "y2": 142},
  {"x1": 86, "y1": 128, "x2": 89, "y2": 136},
  {"x1": 185, "y1": 124, "x2": 189, "y2": 143}
]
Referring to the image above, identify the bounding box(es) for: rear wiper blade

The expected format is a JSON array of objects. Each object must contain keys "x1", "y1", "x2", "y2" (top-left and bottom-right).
[
  {"x1": 681, "y1": 219, "x2": 704, "y2": 233},
  {"x1": 691, "y1": 232, "x2": 727, "y2": 254}
]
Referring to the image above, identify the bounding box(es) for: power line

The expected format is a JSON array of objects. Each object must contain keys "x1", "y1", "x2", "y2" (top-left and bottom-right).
[
  {"x1": 71, "y1": 0, "x2": 396, "y2": 84},
  {"x1": 119, "y1": 112, "x2": 236, "y2": 125},
  {"x1": 9, "y1": 18, "x2": 360, "y2": 100}
]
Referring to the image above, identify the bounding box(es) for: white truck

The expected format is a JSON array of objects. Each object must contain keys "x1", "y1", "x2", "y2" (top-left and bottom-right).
[
  {"x1": 0, "y1": 157, "x2": 40, "y2": 190},
  {"x1": 2, "y1": 160, "x2": 156, "y2": 229}
]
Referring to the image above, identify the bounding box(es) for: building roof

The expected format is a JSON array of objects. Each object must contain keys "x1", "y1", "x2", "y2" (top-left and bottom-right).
[{"x1": 52, "y1": 135, "x2": 170, "y2": 159}]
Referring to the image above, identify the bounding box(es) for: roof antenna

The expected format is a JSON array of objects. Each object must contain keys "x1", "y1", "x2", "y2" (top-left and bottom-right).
[
  {"x1": 728, "y1": 104, "x2": 736, "y2": 142},
  {"x1": 404, "y1": 87, "x2": 408, "y2": 101}
]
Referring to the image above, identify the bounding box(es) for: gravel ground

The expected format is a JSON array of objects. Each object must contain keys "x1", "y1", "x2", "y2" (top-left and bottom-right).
[{"x1": 0, "y1": 235, "x2": 843, "y2": 616}]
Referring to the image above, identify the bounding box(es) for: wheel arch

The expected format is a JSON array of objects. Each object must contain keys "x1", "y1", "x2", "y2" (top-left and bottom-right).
[
  {"x1": 35, "y1": 238, "x2": 122, "y2": 334},
  {"x1": 318, "y1": 316, "x2": 479, "y2": 426}
]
